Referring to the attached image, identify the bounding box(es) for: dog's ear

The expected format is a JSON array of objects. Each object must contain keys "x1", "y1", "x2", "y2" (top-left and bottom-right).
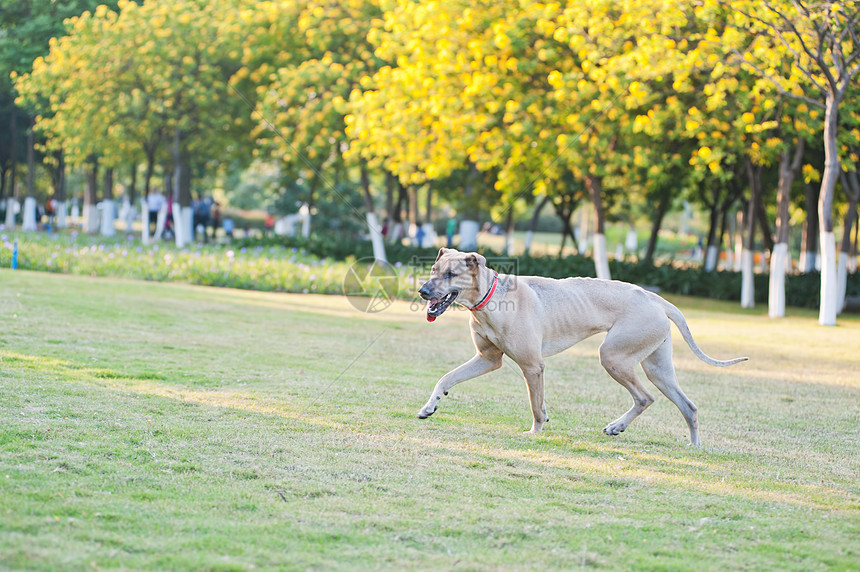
[
  {"x1": 435, "y1": 247, "x2": 448, "y2": 263},
  {"x1": 464, "y1": 252, "x2": 486, "y2": 270}
]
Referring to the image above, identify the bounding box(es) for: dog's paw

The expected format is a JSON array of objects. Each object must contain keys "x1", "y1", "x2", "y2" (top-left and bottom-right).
[
  {"x1": 417, "y1": 406, "x2": 437, "y2": 419},
  {"x1": 603, "y1": 423, "x2": 626, "y2": 436}
]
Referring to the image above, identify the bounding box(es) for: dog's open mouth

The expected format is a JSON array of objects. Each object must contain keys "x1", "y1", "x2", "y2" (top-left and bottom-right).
[{"x1": 426, "y1": 291, "x2": 459, "y2": 322}]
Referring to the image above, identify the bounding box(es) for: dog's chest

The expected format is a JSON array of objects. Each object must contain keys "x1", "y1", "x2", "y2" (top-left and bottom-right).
[{"x1": 473, "y1": 321, "x2": 508, "y2": 351}]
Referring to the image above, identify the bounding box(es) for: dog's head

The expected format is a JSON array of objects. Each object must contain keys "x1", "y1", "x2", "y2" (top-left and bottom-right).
[{"x1": 418, "y1": 248, "x2": 487, "y2": 322}]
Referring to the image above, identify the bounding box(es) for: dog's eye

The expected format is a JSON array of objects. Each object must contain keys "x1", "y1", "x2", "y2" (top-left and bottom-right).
[{"x1": 444, "y1": 271, "x2": 457, "y2": 279}]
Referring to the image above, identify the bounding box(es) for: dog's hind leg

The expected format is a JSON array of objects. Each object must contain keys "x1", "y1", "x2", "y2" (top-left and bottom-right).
[
  {"x1": 641, "y1": 337, "x2": 700, "y2": 446},
  {"x1": 598, "y1": 335, "x2": 655, "y2": 438},
  {"x1": 518, "y1": 360, "x2": 548, "y2": 434}
]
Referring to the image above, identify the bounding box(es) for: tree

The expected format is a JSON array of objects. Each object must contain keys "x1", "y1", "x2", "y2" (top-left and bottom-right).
[
  {"x1": 720, "y1": 0, "x2": 860, "y2": 325},
  {"x1": 16, "y1": 0, "x2": 253, "y2": 243},
  {"x1": 0, "y1": 0, "x2": 117, "y2": 229},
  {"x1": 242, "y1": 0, "x2": 390, "y2": 259}
]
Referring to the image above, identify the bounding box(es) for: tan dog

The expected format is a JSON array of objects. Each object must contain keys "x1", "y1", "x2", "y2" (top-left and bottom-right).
[{"x1": 417, "y1": 248, "x2": 748, "y2": 446}]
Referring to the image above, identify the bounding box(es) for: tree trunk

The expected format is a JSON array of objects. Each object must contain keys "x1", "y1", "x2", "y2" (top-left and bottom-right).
[
  {"x1": 169, "y1": 129, "x2": 193, "y2": 246},
  {"x1": 83, "y1": 157, "x2": 100, "y2": 234},
  {"x1": 54, "y1": 151, "x2": 67, "y2": 229},
  {"x1": 407, "y1": 185, "x2": 418, "y2": 228},
  {"x1": 704, "y1": 198, "x2": 720, "y2": 272},
  {"x1": 425, "y1": 185, "x2": 433, "y2": 224},
  {"x1": 769, "y1": 140, "x2": 804, "y2": 318},
  {"x1": 644, "y1": 189, "x2": 671, "y2": 265},
  {"x1": 124, "y1": 163, "x2": 138, "y2": 233},
  {"x1": 818, "y1": 94, "x2": 839, "y2": 326},
  {"x1": 9, "y1": 105, "x2": 17, "y2": 203},
  {"x1": 141, "y1": 151, "x2": 156, "y2": 244},
  {"x1": 585, "y1": 175, "x2": 610, "y2": 279},
  {"x1": 100, "y1": 168, "x2": 116, "y2": 236},
  {"x1": 837, "y1": 169, "x2": 860, "y2": 313},
  {"x1": 21, "y1": 117, "x2": 37, "y2": 231},
  {"x1": 360, "y1": 165, "x2": 387, "y2": 263},
  {"x1": 741, "y1": 160, "x2": 760, "y2": 308},
  {"x1": 800, "y1": 181, "x2": 819, "y2": 272},
  {"x1": 0, "y1": 162, "x2": 7, "y2": 202},
  {"x1": 524, "y1": 195, "x2": 550, "y2": 255},
  {"x1": 756, "y1": 192, "x2": 774, "y2": 254},
  {"x1": 384, "y1": 171, "x2": 395, "y2": 231},
  {"x1": 390, "y1": 181, "x2": 407, "y2": 243},
  {"x1": 459, "y1": 164, "x2": 479, "y2": 251},
  {"x1": 717, "y1": 204, "x2": 730, "y2": 270}
]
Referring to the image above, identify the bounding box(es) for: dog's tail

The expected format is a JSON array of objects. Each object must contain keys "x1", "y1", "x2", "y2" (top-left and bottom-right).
[{"x1": 658, "y1": 297, "x2": 749, "y2": 367}]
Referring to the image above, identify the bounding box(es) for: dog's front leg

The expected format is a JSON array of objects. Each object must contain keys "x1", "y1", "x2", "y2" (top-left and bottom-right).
[{"x1": 418, "y1": 353, "x2": 502, "y2": 419}]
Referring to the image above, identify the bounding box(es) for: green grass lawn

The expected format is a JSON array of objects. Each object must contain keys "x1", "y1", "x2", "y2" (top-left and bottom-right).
[{"x1": 1, "y1": 270, "x2": 858, "y2": 570}]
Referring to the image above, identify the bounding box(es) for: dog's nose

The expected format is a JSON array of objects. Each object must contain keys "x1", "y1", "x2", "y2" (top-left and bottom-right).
[{"x1": 418, "y1": 283, "x2": 432, "y2": 300}]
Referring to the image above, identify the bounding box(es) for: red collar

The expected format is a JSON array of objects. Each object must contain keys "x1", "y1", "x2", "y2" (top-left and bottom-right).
[{"x1": 470, "y1": 271, "x2": 499, "y2": 311}]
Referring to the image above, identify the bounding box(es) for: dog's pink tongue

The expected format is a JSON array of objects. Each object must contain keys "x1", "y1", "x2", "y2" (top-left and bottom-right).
[{"x1": 427, "y1": 300, "x2": 438, "y2": 322}]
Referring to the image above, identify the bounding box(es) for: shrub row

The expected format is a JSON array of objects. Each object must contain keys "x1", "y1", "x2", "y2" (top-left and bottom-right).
[{"x1": 3, "y1": 231, "x2": 856, "y2": 310}]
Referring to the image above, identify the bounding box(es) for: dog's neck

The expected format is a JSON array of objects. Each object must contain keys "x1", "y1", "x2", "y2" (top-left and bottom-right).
[{"x1": 466, "y1": 266, "x2": 500, "y2": 311}]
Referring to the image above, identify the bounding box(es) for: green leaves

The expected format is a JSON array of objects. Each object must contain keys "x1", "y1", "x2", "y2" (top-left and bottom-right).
[{"x1": 15, "y1": 0, "x2": 252, "y2": 169}]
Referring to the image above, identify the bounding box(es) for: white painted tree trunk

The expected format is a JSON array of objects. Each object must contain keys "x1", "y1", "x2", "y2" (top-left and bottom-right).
[
  {"x1": 741, "y1": 248, "x2": 755, "y2": 308},
  {"x1": 154, "y1": 203, "x2": 167, "y2": 239},
  {"x1": 836, "y1": 251, "x2": 848, "y2": 315},
  {"x1": 733, "y1": 233, "x2": 744, "y2": 272},
  {"x1": 173, "y1": 206, "x2": 185, "y2": 247},
  {"x1": 366, "y1": 212, "x2": 387, "y2": 263},
  {"x1": 705, "y1": 245, "x2": 719, "y2": 272},
  {"x1": 123, "y1": 197, "x2": 136, "y2": 233},
  {"x1": 768, "y1": 243, "x2": 789, "y2": 318},
  {"x1": 300, "y1": 204, "x2": 311, "y2": 238},
  {"x1": 723, "y1": 246, "x2": 733, "y2": 271},
  {"x1": 56, "y1": 201, "x2": 67, "y2": 228},
  {"x1": 140, "y1": 198, "x2": 150, "y2": 246},
  {"x1": 625, "y1": 227, "x2": 638, "y2": 255},
  {"x1": 174, "y1": 205, "x2": 193, "y2": 248},
  {"x1": 818, "y1": 231, "x2": 837, "y2": 326},
  {"x1": 593, "y1": 233, "x2": 611, "y2": 280},
  {"x1": 100, "y1": 199, "x2": 116, "y2": 237},
  {"x1": 459, "y1": 219, "x2": 479, "y2": 251},
  {"x1": 84, "y1": 204, "x2": 99, "y2": 234},
  {"x1": 421, "y1": 222, "x2": 436, "y2": 248},
  {"x1": 21, "y1": 197, "x2": 38, "y2": 231},
  {"x1": 524, "y1": 230, "x2": 534, "y2": 254},
  {"x1": 71, "y1": 202, "x2": 80, "y2": 225},
  {"x1": 4, "y1": 198, "x2": 17, "y2": 228}
]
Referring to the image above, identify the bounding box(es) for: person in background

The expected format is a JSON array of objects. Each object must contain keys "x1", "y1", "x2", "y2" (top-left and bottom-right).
[
  {"x1": 446, "y1": 218, "x2": 457, "y2": 248},
  {"x1": 147, "y1": 190, "x2": 165, "y2": 234},
  {"x1": 414, "y1": 221, "x2": 425, "y2": 248},
  {"x1": 193, "y1": 196, "x2": 212, "y2": 243},
  {"x1": 223, "y1": 217, "x2": 234, "y2": 241},
  {"x1": 44, "y1": 198, "x2": 56, "y2": 231},
  {"x1": 210, "y1": 201, "x2": 221, "y2": 240}
]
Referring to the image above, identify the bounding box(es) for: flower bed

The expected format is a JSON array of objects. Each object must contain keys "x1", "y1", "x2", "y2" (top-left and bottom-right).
[{"x1": 0, "y1": 231, "x2": 354, "y2": 296}]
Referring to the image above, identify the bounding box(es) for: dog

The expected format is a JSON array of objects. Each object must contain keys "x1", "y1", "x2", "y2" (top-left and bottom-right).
[{"x1": 416, "y1": 248, "x2": 748, "y2": 446}]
